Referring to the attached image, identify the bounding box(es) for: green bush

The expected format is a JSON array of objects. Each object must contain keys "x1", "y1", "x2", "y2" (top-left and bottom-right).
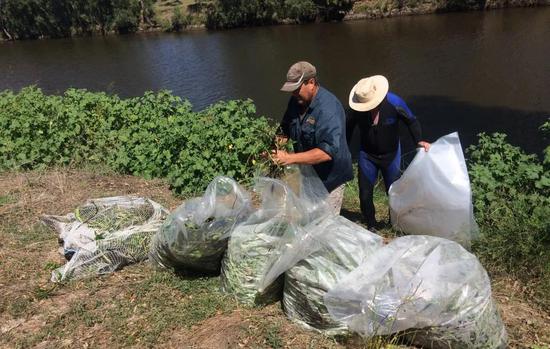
[
  {"x1": 0, "y1": 87, "x2": 278, "y2": 196},
  {"x1": 204, "y1": 0, "x2": 354, "y2": 29},
  {"x1": 284, "y1": 0, "x2": 317, "y2": 22},
  {"x1": 169, "y1": 7, "x2": 191, "y2": 31},
  {"x1": 113, "y1": 8, "x2": 140, "y2": 33},
  {"x1": 467, "y1": 130, "x2": 550, "y2": 306},
  {"x1": 0, "y1": 0, "x2": 154, "y2": 40}
]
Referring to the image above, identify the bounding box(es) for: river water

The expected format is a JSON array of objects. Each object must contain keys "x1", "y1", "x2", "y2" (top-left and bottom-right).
[{"x1": 1, "y1": 7, "x2": 549, "y2": 154}]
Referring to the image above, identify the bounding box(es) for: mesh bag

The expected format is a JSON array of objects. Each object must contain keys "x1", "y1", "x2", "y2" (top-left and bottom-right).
[
  {"x1": 221, "y1": 165, "x2": 331, "y2": 306},
  {"x1": 41, "y1": 196, "x2": 168, "y2": 282},
  {"x1": 324, "y1": 235, "x2": 507, "y2": 348},
  {"x1": 281, "y1": 216, "x2": 383, "y2": 335},
  {"x1": 389, "y1": 133, "x2": 478, "y2": 248},
  {"x1": 149, "y1": 176, "x2": 251, "y2": 273}
]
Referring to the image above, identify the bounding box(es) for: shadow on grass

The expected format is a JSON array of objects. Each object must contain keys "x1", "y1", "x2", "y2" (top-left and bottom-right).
[{"x1": 340, "y1": 208, "x2": 364, "y2": 224}]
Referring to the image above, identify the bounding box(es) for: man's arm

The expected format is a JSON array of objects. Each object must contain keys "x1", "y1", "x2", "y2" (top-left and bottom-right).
[
  {"x1": 273, "y1": 148, "x2": 331, "y2": 166},
  {"x1": 388, "y1": 93, "x2": 430, "y2": 151}
]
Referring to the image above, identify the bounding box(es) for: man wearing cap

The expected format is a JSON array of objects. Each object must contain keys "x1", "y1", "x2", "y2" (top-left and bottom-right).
[
  {"x1": 274, "y1": 61, "x2": 353, "y2": 214},
  {"x1": 347, "y1": 75, "x2": 430, "y2": 230}
]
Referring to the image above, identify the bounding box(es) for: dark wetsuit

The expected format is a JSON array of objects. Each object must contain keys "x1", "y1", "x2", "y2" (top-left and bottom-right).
[{"x1": 346, "y1": 92, "x2": 422, "y2": 228}]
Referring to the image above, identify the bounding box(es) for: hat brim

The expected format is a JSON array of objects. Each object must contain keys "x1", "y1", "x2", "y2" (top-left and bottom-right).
[
  {"x1": 280, "y1": 80, "x2": 303, "y2": 92},
  {"x1": 348, "y1": 75, "x2": 389, "y2": 112}
]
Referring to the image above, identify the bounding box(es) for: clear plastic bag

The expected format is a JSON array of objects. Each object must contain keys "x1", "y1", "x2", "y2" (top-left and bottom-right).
[
  {"x1": 389, "y1": 132, "x2": 478, "y2": 248},
  {"x1": 41, "y1": 196, "x2": 168, "y2": 282},
  {"x1": 149, "y1": 176, "x2": 251, "y2": 273},
  {"x1": 281, "y1": 216, "x2": 383, "y2": 335},
  {"x1": 221, "y1": 165, "x2": 331, "y2": 305},
  {"x1": 324, "y1": 235, "x2": 507, "y2": 348}
]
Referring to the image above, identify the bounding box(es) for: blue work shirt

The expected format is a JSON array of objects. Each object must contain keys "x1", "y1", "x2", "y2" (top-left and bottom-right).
[{"x1": 280, "y1": 86, "x2": 353, "y2": 192}]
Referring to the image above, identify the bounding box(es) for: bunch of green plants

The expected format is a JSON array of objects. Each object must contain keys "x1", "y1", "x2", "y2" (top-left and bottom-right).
[
  {"x1": 0, "y1": 87, "x2": 120, "y2": 170},
  {"x1": 150, "y1": 216, "x2": 238, "y2": 273},
  {"x1": 467, "y1": 125, "x2": 550, "y2": 306},
  {"x1": 0, "y1": 87, "x2": 281, "y2": 196},
  {"x1": 221, "y1": 216, "x2": 293, "y2": 306}
]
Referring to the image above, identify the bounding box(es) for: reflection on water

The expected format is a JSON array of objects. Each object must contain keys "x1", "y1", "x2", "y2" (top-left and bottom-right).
[{"x1": 1, "y1": 7, "x2": 549, "y2": 154}]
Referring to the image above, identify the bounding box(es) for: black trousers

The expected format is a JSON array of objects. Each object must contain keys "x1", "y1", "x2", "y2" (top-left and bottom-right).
[{"x1": 358, "y1": 147, "x2": 402, "y2": 229}]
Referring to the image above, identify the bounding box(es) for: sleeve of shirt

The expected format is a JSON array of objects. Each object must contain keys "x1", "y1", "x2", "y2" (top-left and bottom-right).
[
  {"x1": 388, "y1": 93, "x2": 423, "y2": 144},
  {"x1": 315, "y1": 102, "x2": 345, "y2": 159}
]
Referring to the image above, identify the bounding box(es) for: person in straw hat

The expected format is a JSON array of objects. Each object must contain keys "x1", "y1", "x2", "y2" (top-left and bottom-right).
[
  {"x1": 347, "y1": 75, "x2": 430, "y2": 231},
  {"x1": 273, "y1": 61, "x2": 353, "y2": 215}
]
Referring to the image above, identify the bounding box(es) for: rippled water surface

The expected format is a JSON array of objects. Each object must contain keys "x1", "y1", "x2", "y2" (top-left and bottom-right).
[{"x1": 1, "y1": 7, "x2": 549, "y2": 153}]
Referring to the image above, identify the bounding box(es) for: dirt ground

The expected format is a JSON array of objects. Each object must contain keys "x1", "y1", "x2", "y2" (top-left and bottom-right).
[{"x1": 1, "y1": 169, "x2": 549, "y2": 348}]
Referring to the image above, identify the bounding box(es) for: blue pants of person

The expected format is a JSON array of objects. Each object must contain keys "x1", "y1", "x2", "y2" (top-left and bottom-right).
[{"x1": 358, "y1": 144, "x2": 401, "y2": 229}]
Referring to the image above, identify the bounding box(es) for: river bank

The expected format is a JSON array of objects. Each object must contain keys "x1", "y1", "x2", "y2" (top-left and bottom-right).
[
  {"x1": 1, "y1": 0, "x2": 549, "y2": 42},
  {"x1": 346, "y1": 0, "x2": 549, "y2": 19},
  {"x1": 0, "y1": 168, "x2": 549, "y2": 348}
]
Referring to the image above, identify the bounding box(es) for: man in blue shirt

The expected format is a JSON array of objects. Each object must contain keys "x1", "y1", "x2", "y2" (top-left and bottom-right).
[
  {"x1": 347, "y1": 75, "x2": 430, "y2": 230},
  {"x1": 273, "y1": 61, "x2": 353, "y2": 214}
]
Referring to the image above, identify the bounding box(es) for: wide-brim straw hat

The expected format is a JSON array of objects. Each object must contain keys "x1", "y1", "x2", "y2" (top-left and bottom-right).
[{"x1": 349, "y1": 75, "x2": 389, "y2": 112}]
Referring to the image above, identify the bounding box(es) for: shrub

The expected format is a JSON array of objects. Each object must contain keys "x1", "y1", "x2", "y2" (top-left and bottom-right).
[
  {"x1": 284, "y1": 0, "x2": 318, "y2": 22},
  {"x1": 467, "y1": 130, "x2": 550, "y2": 306},
  {"x1": 170, "y1": 7, "x2": 190, "y2": 31},
  {"x1": 0, "y1": 87, "x2": 278, "y2": 196},
  {"x1": 113, "y1": 8, "x2": 140, "y2": 33}
]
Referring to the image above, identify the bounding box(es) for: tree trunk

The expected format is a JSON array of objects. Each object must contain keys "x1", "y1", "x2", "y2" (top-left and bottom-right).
[{"x1": 2, "y1": 27, "x2": 13, "y2": 40}]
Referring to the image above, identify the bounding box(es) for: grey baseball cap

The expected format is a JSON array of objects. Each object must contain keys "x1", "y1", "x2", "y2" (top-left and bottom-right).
[{"x1": 280, "y1": 61, "x2": 317, "y2": 92}]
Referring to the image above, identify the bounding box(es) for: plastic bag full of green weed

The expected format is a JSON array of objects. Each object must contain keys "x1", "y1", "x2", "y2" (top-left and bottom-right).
[
  {"x1": 324, "y1": 235, "x2": 507, "y2": 348},
  {"x1": 41, "y1": 196, "x2": 168, "y2": 282},
  {"x1": 149, "y1": 176, "x2": 252, "y2": 273},
  {"x1": 221, "y1": 166, "x2": 332, "y2": 306},
  {"x1": 282, "y1": 216, "x2": 383, "y2": 335}
]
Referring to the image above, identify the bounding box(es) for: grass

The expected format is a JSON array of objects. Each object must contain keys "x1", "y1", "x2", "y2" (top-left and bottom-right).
[{"x1": 0, "y1": 168, "x2": 549, "y2": 348}]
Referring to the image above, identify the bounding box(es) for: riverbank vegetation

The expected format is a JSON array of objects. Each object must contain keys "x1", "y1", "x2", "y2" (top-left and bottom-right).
[
  {"x1": 0, "y1": 87, "x2": 278, "y2": 196},
  {"x1": 2, "y1": 0, "x2": 548, "y2": 40},
  {"x1": 467, "y1": 129, "x2": 550, "y2": 308},
  {"x1": 0, "y1": 87, "x2": 549, "y2": 346},
  {"x1": 0, "y1": 0, "x2": 157, "y2": 40},
  {"x1": 2, "y1": 87, "x2": 549, "y2": 307},
  {"x1": 0, "y1": 0, "x2": 354, "y2": 40}
]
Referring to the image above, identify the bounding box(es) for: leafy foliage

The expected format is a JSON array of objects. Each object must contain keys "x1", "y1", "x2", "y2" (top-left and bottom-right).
[
  {"x1": 0, "y1": 87, "x2": 278, "y2": 196},
  {"x1": 204, "y1": 0, "x2": 354, "y2": 29},
  {"x1": 169, "y1": 7, "x2": 191, "y2": 31},
  {"x1": 0, "y1": 0, "x2": 154, "y2": 39},
  {"x1": 467, "y1": 130, "x2": 550, "y2": 306},
  {"x1": 284, "y1": 0, "x2": 317, "y2": 22}
]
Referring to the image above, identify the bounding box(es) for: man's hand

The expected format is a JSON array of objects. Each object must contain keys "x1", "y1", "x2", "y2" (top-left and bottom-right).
[
  {"x1": 272, "y1": 149, "x2": 294, "y2": 165},
  {"x1": 275, "y1": 135, "x2": 289, "y2": 147},
  {"x1": 272, "y1": 148, "x2": 331, "y2": 165},
  {"x1": 418, "y1": 141, "x2": 431, "y2": 152}
]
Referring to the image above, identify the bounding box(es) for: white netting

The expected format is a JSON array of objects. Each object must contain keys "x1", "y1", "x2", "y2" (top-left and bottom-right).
[{"x1": 41, "y1": 196, "x2": 168, "y2": 282}]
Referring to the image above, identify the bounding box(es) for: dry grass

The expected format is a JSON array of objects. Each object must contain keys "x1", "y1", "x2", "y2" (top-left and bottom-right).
[{"x1": 1, "y1": 168, "x2": 549, "y2": 348}]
